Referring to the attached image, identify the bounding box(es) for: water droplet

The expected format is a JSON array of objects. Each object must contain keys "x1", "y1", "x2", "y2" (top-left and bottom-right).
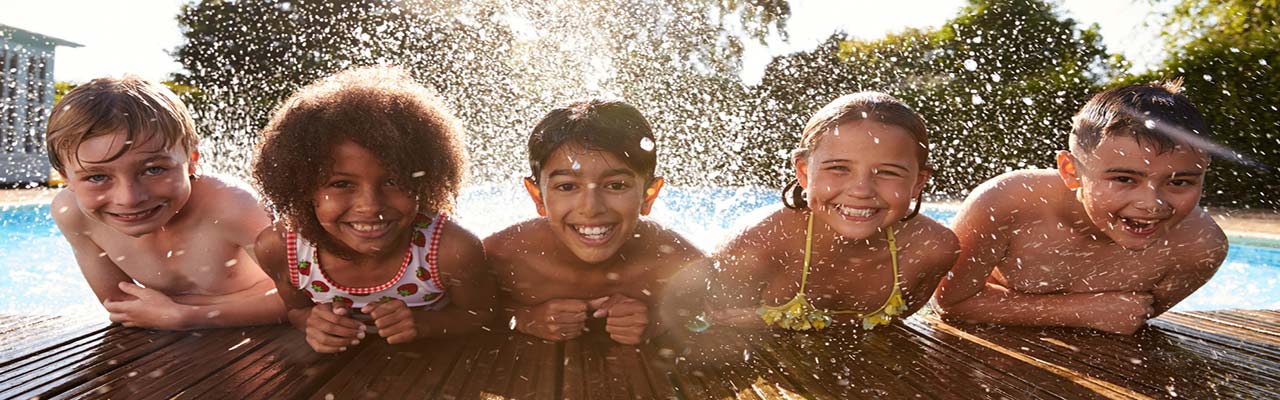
[
  {"x1": 639, "y1": 137, "x2": 654, "y2": 151},
  {"x1": 971, "y1": 94, "x2": 985, "y2": 105},
  {"x1": 963, "y1": 59, "x2": 978, "y2": 71}
]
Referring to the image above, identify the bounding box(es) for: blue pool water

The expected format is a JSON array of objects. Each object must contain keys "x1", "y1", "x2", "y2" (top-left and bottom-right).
[{"x1": 3, "y1": 186, "x2": 1279, "y2": 315}]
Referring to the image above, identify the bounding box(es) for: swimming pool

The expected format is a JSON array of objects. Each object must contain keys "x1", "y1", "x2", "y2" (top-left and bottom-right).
[{"x1": 3, "y1": 186, "x2": 1278, "y2": 315}]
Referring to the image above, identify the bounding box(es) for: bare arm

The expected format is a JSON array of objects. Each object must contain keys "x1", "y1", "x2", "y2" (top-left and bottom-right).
[
  {"x1": 254, "y1": 226, "x2": 319, "y2": 329},
  {"x1": 898, "y1": 219, "x2": 959, "y2": 317},
  {"x1": 705, "y1": 215, "x2": 786, "y2": 328},
  {"x1": 1151, "y1": 221, "x2": 1227, "y2": 315},
  {"x1": 410, "y1": 220, "x2": 497, "y2": 337},
  {"x1": 51, "y1": 192, "x2": 134, "y2": 304},
  {"x1": 935, "y1": 176, "x2": 1152, "y2": 334}
]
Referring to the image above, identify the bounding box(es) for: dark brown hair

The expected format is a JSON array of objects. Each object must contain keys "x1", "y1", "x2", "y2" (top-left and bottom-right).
[
  {"x1": 253, "y1": 66, "x2": 466, "y2": 253},
  {"x1": 1070, "y1": 79, "x2": 1209, "y2": 155},
  {"x1": 528, "y1": 99, "x2": 657, "y2": 183},
  {"x1": 782, "y1": 92, "x2": 930, "y2": 220},
  {"x1": 46, "y1": 76, "x2": 197, "y2": 172}
]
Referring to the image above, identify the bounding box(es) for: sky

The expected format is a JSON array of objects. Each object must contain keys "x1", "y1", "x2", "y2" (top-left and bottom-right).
[{"x1": 1, "y1": 0, "x2": 1162, "y2": 84}]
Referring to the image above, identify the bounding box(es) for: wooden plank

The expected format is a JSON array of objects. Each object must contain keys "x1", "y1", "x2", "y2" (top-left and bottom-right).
[
  {"x1": 432, "y1": 331, "x2": 506, "y2": 399},
  {"x1": 0, "y1": 314, "x2": 107, "y2": 363},
  {"x1": 45, "y1": 326, "x2": 279, "y2": 399},
  {"x1": 174, "y1": 328, "x2": 343, "y2": 399},
  {"x1": 906, "y1": 315, "x2": 1119, "y2": 399},
  {"x1": 386, "y1": 334, "x2": 474, "y2": 399},
  {"x1": 0, "y1": 325, "x2": 175, "y2": 399},
  {"x1": 504, "y1": 335, "x2": 558, "y2": 400}
]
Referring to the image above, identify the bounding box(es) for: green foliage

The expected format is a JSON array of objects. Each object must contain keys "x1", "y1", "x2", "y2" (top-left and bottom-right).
[
  {"x1": 172, "y1": 0, "x2": 789, "y2": 183},
  {"x1": 53, "y1": 81, "x2": 76, "y2": 104},
  {"x1": 1130, "y1": 0, "x2": 1280, "y2": 208},
  {"x1": 738, "y1": 0, "x2": 1115, "y2": 198}
]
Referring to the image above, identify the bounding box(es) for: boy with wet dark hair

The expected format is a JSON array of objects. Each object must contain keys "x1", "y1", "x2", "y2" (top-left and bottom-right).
[
  {"x1": 47, "y1": 76, "x2": 284, "y2": 329},
  {"x1": 485, "y1": 99, "x2": 703, "y2": 344},
  {"x1": 935, "y1": 80, "x2": 1229, "y2": 335}
]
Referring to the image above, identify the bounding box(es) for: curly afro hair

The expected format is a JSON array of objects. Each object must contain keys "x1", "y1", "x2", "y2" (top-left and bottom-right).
[{"x1": 253, "y1": 66, "x2": 466, "y2": 252}]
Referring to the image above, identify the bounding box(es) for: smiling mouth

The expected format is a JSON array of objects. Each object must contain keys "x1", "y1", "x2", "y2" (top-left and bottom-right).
[
  {"x1": 106, "y1": 204, "x2": 164, "y2": 222},
  {"x1": 833, "y1": 204, "x2": 878, "y2": 220},
  {"x1": 571, "y1": 224, "x2": 616, "y2": 245},
  {"x1": 1119, "y1": 217, "x2": 1161, "y2": 236},
  {"x1": 345, "y1": 220, "x2": 395, "y2": 238}
]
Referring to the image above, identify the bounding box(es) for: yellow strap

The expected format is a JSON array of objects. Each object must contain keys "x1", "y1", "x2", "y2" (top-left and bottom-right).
[{"x1": 799, "y1": 212, "x2": 814, "y2": 293}]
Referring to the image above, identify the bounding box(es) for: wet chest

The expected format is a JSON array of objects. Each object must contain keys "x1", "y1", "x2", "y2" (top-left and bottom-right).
[
  {"x1": 100, "y1": 232, "x2": 254, "y2": 295},
  {"x1": 999, "y1": 227, "x2": 1173, "y2": 293},
  {"x1": 761, "y1": 249, "x2": 900, "y2": 313},
  {"x1": 500, "y1": 259, "x2": 657, "y2": 305}
]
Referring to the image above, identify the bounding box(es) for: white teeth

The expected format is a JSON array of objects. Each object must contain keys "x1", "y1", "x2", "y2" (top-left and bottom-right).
[
  {"x1": 574, "y1": 225, "x2": 613, "y2": 238},
  {"x1": 837, "y1": 205, "x2": 875, "y2": 218},
  {"x1": 350, "y1": 222, "x2": 391, "y2": 232}
]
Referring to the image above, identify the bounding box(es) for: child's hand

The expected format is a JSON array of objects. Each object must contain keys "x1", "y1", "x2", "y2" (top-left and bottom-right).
[
  {"x1": 514, "y1": 299, "x2": 589, "y2": 341},
  {"x1": 589, "y1": 295, "x2": 649, "y2": 345},
  {"x1": 1089, "y1": 292, "x2": 1154, "y2": 335},
  {"x1": 303, "y1": 302, "x2": 366, "y2": 353},
  {"x1": 363, "y1": 299, "x2": 418, "y2": 344},
  {"x1": 104, "y1": 282, "x2": 188, "y2": 330}
]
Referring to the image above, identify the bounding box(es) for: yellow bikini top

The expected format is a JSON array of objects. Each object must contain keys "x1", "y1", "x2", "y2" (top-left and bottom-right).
[{"x1": 756, "y1": 213, "x2": 907, "y2": 331}]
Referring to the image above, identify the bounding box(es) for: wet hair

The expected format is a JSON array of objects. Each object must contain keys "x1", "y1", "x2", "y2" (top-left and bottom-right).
[
  {"x1": 1070, "y1": 79, "x2": 1210, "y2": 156},
  {"x1": 527, "y1": 99, "x2": 657, "y2": 183},
  {"x1": 253, "y1": 66, "x2": 466, "y2": 254},
  {"x1": 782, "y1": 92, "x2": 930, "y2": 220},
  {"x1": 46, "y1": 76, "x2": 198, "y2": 173}
]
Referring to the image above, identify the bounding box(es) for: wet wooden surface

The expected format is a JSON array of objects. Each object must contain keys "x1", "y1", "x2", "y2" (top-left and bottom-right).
[{"x1": 1, "y1": 309, "x2": 1277, "y2": 399}]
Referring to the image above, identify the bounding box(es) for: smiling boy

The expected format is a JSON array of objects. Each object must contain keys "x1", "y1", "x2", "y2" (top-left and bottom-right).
[
  {"x1": 934, "y1": 81, "x2": 1229, "y2": 334},
  {"x1": 47, "y1": 76, "x2": 284, "y2": 330},
  {"x1": 485, "y1": 99, "x2": 703, "y2": 344}
]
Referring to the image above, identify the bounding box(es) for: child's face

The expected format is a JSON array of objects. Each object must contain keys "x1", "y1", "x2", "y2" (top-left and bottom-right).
[
  {"x1": 61, "y1": 129, "x2": 197, "y2": 237},
  {"x1": 524, "y1": 143, "x2": 663, "y2": 264},
  {"x1": 796, "y1": 119, "x2": 928, "y2": 241},
  {"x1": 1059, "y1": 135, "x2": 1209, "y2": 250},
  {"x1": 312, "y1": 141, "x2": 418, "y2": 256}
]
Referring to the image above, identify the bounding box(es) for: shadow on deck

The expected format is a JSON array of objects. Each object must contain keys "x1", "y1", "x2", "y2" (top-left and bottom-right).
[{"x1": 1, "y1": 309, "x2": 1276, "y2": 399}]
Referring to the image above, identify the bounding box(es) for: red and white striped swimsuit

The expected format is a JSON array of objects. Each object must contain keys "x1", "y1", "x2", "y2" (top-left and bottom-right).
[{"x1": 287, "y1": 213, "x2": 449, "y2": 311}]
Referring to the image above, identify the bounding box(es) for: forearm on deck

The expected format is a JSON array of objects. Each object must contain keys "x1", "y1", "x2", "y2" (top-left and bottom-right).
[
  {"x1": 173, "y1": 292, "x2": 288, "y2": 328},
  {"x1": 937, "y1": 283, "x2": 1118, "y2": 329}
]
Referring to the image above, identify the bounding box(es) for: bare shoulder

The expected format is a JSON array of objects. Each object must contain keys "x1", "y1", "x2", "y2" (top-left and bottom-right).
[
  {"x1": 191, "y1": 174, "x2": 263, "y2": 213},
  {"x1": 50, "y1": 189, "x2": 86, "y2": 229},
  {"x1": 1172, "y1": 208, "x2": 1229, "y2": 265},
  {"x1": 896, "y1": 215, "x2": 957, "y2": 265},
  {"x1": 439, "y1": 217, "x2": 485, "y2": 265},
  {"x1": 253, "y1": 223, "x2": 290, "y2": 275},
  {"x1": 482, "y1": 218, "x2": 547, "y2": 263},
  {"x1": 636, "y1": 219, "x2": 707, "y2": 259},
  {"x1": 718, "y1": 207, "x2": 792, "y2": 254},
  {"x1": 959, "y1": 169, "x2": 1064, "y2": 223},
  {"x1": 191, "y1": 174, "x2": 271, "y2": 243}
]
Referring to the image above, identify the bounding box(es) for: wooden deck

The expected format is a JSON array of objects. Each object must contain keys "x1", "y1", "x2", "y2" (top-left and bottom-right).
[{"x1": 1, "y1": 309, "x2": 1278, "y2": 399}]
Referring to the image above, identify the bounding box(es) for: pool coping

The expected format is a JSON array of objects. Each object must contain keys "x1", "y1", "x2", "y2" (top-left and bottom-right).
[{"x1": 4, "y1": 188, "x2": 1279, "y2": 241}]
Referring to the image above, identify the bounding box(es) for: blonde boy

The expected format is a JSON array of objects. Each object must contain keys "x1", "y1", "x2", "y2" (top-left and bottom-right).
[
  {"x1": 48, "y1": 76, "x2": 284, "y2": 330},
  {"x1": 935, "y1": 81, "x2": 1228, "y2": 334}
]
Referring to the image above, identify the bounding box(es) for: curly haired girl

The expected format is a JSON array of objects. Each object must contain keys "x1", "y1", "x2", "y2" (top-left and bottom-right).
[{"x1": 252, "y1": 66, "x2": 494, "y2": 353}]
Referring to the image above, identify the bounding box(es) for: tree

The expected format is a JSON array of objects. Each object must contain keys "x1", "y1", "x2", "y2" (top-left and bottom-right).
[
  {"x1": 738, "y1": 0, "x2": 1116, "y2": 198},
  {"x1": 1130, "y1": 0, "x2": 1280, "y2": 208},
  {"x1": 172, "y1": 0, "x2": 789, "y2": 184}
]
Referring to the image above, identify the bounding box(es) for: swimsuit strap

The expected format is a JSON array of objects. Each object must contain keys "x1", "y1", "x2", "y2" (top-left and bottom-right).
[{"x1": 798, "y1": 211, "x2": 816, "y2": 294}]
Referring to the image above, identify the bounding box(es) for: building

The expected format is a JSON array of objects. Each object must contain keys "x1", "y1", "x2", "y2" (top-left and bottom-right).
[{"x1": 0, "y1": 23, "x2": 80, "y2": 184}]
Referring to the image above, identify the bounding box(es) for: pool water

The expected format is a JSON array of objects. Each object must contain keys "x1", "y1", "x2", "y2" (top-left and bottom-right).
[{"x1": 3, "y1": 186, "x2": 1278, "y2": 315}]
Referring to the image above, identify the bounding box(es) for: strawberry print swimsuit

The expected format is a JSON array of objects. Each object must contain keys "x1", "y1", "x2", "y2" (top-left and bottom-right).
[{"x1": 287, "y1": 213, "x2": 449, "y2": 312}]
